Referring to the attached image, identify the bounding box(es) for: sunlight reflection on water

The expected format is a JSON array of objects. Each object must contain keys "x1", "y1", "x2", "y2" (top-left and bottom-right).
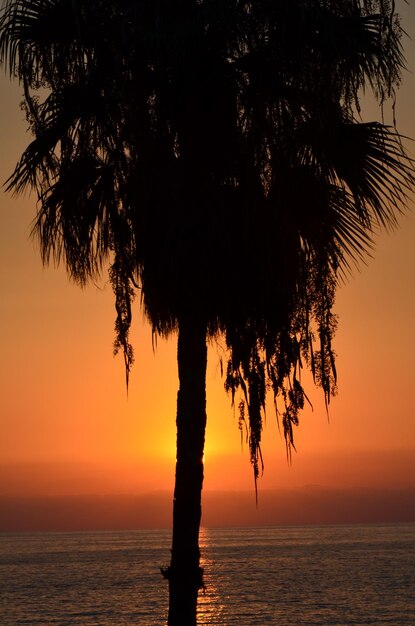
[
  {"x1": 1, "y1": 524, "x2": 414, "y2": 625},
  {"x1": 196, "y1": 524, "x2": 415, "y2": 625},
  {"x1": 198, "y1": 527, "x2": 226, "y2": 624}
]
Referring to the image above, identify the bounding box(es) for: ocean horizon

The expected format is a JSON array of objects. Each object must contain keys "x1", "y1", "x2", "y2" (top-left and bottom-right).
[{"x1": 1, "y1": 522, "x2": 414, "y2": 625}]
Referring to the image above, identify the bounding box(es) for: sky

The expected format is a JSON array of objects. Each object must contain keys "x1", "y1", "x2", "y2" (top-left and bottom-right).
[{"x1": 1, "y1": 3, "x2": 415, "y2": 530}]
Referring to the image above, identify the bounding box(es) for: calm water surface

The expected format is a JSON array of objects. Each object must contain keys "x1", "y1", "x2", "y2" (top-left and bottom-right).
[{"x1": 1, "y1": 524, "x2": 414, "y2": 625}]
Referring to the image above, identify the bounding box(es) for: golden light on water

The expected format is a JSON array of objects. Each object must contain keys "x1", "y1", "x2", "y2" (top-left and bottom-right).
[{"x1": 197, "y1": 527, "x2": 225, "y2": 624}]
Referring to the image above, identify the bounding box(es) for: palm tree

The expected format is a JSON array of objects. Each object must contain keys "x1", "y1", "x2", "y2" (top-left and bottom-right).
[{"x1": 1, "y1": 1, "x2": 413, "y2": 624}]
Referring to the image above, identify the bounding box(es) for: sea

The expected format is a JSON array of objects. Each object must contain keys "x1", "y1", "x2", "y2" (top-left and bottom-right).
[{"x1": 1, "y1": 523, "x2": 414, "y2": 625}]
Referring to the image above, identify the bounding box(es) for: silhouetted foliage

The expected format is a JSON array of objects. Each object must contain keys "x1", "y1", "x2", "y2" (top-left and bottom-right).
[
  {"x1": 1, "y1": 0, "x2": 411, "y2": 478},
  {"x1": 1, "y1": 1, "x2": 413, "y2": 623}
]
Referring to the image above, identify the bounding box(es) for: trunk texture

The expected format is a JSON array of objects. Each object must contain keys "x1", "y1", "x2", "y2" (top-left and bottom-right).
[{"x1": 163, "y1": 317, "x2": 207, "y2": 626}]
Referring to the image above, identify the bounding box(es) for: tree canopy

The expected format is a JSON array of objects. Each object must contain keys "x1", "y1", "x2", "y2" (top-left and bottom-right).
[{"x1": 1, "y1": 0, "x2": 413, "y2": 482}]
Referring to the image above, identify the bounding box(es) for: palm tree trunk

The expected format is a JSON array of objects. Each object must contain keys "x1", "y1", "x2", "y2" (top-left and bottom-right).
[{"x1": 162, "y1": 317, "x2": 207, "y2": 626}]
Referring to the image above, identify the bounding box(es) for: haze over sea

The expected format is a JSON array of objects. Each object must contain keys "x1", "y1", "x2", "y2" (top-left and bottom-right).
[{"x1": 1, "y1": 523, "x2": 414, "y2": 625}]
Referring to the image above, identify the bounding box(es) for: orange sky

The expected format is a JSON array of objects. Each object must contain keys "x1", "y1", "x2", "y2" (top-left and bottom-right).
[{"x1": 1, "y1": 2, "x2": 415, "y2": 529}]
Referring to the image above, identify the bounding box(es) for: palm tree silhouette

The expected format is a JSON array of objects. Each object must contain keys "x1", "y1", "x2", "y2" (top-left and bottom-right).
[{"x1": 1, "y1": 1, "x2": 413, "y2": 624}]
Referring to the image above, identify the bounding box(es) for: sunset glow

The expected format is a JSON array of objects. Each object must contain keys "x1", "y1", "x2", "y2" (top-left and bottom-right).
[{"x1": 1, "y1": 3, "x2": 415, "y2": 532}]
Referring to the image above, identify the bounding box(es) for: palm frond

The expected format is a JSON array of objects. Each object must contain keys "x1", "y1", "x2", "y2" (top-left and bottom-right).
[{"x1": 1, "y1": 0, "x2": 413, "y2": 481}]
